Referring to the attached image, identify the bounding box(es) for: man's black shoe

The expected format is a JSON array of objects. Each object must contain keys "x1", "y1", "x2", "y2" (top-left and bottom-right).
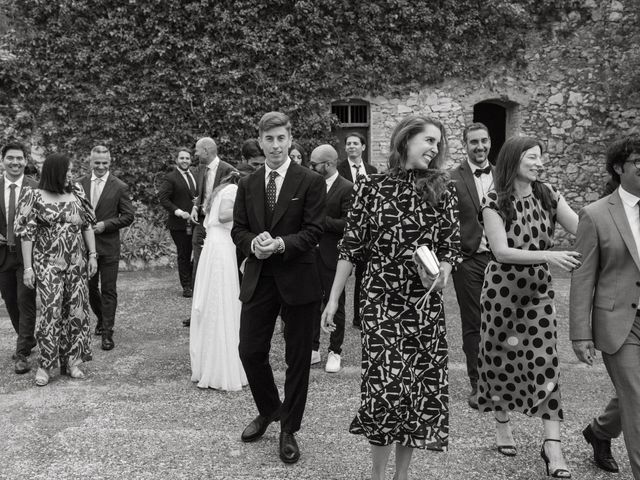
[
  {"x1": 94, "y1": 325, "x2": 103, "y2": 336},
  {"x1": 101, "y1": 333, "x2": 115, "y2": 351},
  {"x1": 279, "y1": 432, "x2": 300, "y2": 464},
  {"x1": 241, "y1": 414, "x2": 279, "y2": 443},
  {"x1": 14, "y1": 355, "x2": 30, "y2": 374},
  {"x1": 182, "y1": 288, "x2": 193, "y2": 298},
  {"x1": 183, "y1": 318, "x2": 191, "y2": 327},
  {"x1": 583, "y1": 424, "x2": 619, "y2": 473}
]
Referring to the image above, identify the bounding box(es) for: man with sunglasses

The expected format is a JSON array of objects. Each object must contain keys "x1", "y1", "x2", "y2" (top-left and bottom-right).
[
  {"x1": 310, "y1": 145, "x2": 353, "y2": 372},
  {"x1": 571, "y1": 136, "x2": 640, "y2": 478}
]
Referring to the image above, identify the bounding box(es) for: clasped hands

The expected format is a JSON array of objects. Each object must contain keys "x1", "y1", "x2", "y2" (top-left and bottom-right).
[{"x1": 253, "y1": 232, "x2": 280, "y2": 260}]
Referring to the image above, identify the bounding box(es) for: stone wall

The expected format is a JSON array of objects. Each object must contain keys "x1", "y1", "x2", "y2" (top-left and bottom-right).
[{"x1": 363, "y1": 0, "x2": 639, "y2": 246}]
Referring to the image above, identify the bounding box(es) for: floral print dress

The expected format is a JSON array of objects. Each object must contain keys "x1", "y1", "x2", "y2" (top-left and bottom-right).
[
  {"x1": 15, "y1": 184, "x2": 96, "y2": 370},
  {"x1": 339, "y1": 171, "x2": 461, "y2": 449}
]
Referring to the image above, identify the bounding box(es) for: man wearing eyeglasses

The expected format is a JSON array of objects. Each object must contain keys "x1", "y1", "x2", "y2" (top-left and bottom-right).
[
  {"x1": 310, "y1": 145, "x2": 353, "y2": 372},
  {"x1": 571, "y1": 136, "x2": 640, "y2": 478}
]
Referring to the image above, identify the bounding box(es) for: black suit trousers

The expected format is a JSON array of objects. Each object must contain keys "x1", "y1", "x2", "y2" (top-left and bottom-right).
[
  {"x1": 169, "y1": 229, "x2": 193, "y2": 289},
  {"x1": 0, "y1": 259, "x2": 37, "y2": 356},
  {"x1": 238, "y1": 275, "x2": 318, "y2": 434},
  {"x1": 191, "y1": 223, "x2": 206, "y2": 281},
  {"x1": 451, "y1": 252, "x2": 490, "y2": 388},
  {"x1": 88, "y1": 254, "x2": 119, "y2": 333},
  {"x1": 312, "y1": 255, "x2": 346, "y2": 354}
]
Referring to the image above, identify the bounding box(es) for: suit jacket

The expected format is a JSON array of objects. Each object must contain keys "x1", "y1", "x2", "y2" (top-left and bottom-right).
[
  {"x1": 231, "y1": 162, "x2": 326, "y2": 305},
  {"x1": 193, "y1": 159, "x2": 236, "y2": 218},
  {"x1": 0, "y1": 175, "x2": 38, "y2": 271},
  {"x1": 79, "y1": 173, "x2": 135, "y2": 258},
  {"x1": 570, "y1": 190, "x2": 640, "y2": 354},
  {"x1": 450, "y1": 162, "x2": 493, "y2": 257},
  {"x1": 337, "y1": 159, "x2": 377, "y2": 183},
  {"x1": 157, "y1": 167, "x2": 197, "y2": 230},
  {"x1": 318, "y1": 175, "x2": 353, "y2": 269}
]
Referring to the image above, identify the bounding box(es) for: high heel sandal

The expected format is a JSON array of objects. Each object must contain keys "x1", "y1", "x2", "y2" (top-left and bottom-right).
[
  {"x1": 495, "y1": 417, "x2": 517, "y2": 456},
  {"x1": 35, "y1": 368, "x2": 50, "y2": 386},
  {"x1": 67, "y1": 364, "x2": 85, "y2": 379},
  {"x1": 541, "y1": 439, "x2": 571, "y2": 478}
]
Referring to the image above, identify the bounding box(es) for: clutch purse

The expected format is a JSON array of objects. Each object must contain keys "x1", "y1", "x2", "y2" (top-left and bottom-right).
[{"x1": 413, "y1": 245, "x2": 440, "y2": 278}]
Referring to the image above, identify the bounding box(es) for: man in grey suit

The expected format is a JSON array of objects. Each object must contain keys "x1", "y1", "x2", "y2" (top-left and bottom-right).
[{"x1": 570, "y1": 136, "x2": 640, "y2": 478}]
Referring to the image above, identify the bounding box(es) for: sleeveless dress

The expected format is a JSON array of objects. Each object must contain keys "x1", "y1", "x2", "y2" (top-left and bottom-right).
[
  {"x1": 189, "y1": 184, "x2": 247, "y2": 391},
  {"x1": 339, "y1": 172, "x2": 462, "y2": 449},
  {"x1": 476, "y1": 186, "x2": 564, "y2": 420}
]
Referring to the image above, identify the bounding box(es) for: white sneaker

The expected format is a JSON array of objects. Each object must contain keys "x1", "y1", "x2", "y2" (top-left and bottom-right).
[
  {"x1": 310, "y1": 350, "x2": 321, "y2": 365},
  {"x1": 325, "y1": 351, "x2": 341, "y2": 373}
]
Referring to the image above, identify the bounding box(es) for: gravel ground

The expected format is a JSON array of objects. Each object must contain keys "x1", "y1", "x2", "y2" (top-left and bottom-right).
[{"x1": 0, "y1": 267, "x2": 632, "y2": 479}]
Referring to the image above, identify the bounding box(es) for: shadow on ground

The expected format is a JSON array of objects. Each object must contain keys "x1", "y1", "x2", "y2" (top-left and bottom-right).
[{"x1": 0, "y1": 267, "x2": 632, "y2": 479}]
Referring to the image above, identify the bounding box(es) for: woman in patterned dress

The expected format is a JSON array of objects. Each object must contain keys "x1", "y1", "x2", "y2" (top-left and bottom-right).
[
  {"x1": 16, "y1": 153, "x2": 98, "y2": 386},
  {"x1": 322, "y1": 115, "x2": 461, "y2": 480},
  {"x1": 477, "y1": 136, "x2": 580, "y2": 478}
]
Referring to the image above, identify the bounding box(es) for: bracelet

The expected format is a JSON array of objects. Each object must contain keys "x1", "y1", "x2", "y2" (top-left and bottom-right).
[
  {"x1": 88, "y1": 252, "x2": 97, "y2": 258},
  {"x1": 24, "y1": 267, "x2": 33, "y2": 272}
]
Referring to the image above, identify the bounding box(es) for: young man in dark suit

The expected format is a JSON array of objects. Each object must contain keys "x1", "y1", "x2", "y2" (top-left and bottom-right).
[
  {"x1": 336, "y1": 132, "x2": 377, "y2": 330},
  {"x1": 80, "y1": 145, "x2": 135, "y2": 351},
  {"x1": 309, "y1": 144, "x2": 353, "y2": 372},
  {"x1": 158, "y1": 147, "x2": 197, "y2": 298},
  {"x1": 232, "y1": 112, "x2": 325, "y2": 464},
  {"x1": 0, "y1": 142, "x2": 37, "y2": 374},
  {"x1": 450, "y1": 123, "x2": 493, "y2": 410}
]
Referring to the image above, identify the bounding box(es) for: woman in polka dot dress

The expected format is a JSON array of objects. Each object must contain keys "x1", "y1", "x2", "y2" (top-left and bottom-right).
[{"x1": 477, "y1": 136, "x2": 581, "y2": 478}]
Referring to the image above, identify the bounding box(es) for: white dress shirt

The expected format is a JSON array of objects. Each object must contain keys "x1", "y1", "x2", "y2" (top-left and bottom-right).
[
  {"x1": 175, "y1": 168, "x2": 197, "y2": 217},
  {"x1": 619, "y1": 185, "x2": 640, "y2": 306},
  {"x1": 4, "y1": 174, "x2": 24, "y2": 220},
  {"x1": 468, "y1": 160, "x2": 494, "y2": 254},
  {"x1": 91, "y1": 171, "x2": 109, "y2": 208},
  {"x1": 203, "y1": 156, "x2": 220, "y2": 208},
  {"x1": 264, "y1": 157, "x2": 292, "y2": 202},
  {"x1": 325, "y1": 171, "x2": 339, "y2": 193},
  {"x1": 348, "y1": 159, "x2": 368, "y2": 182}
]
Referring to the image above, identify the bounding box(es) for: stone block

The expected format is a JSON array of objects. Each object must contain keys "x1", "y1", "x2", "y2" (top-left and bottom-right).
[
  {"x1": 572, "y1": 126, "x2": 585, "y2": 140},
  {"x1": 568, "y1": 92, "x2": 583, "y2": 106},
  {"x1": 609, "y1": 12, "x2": 623, "y2": 21},
  {"x1": 561, "y1": 120, "x2": 573, "y2": 129},
  {"x1": 397, "y1": 105, "x2": 412, "y2": 114},
  {"x1": 610, "y1": 0, "x2": 624, "y2": 11},
  {"x1": 548, "y1": 93, "x2": 564, "y2": 105},
  {"x1": 431, "y1": 103, "x2": 452, "y2": 112}
]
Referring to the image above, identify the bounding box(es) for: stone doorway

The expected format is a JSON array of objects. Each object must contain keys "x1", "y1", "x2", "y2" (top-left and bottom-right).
[
  {"x1": 473, "y1": 101, "x2": 506, "y2": 165},
  {"x1": 331, "y1": 100, "x2": 370, "y2": 163}
]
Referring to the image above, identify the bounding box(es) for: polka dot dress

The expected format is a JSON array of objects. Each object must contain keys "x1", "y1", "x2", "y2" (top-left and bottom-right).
[{"x1": 476, "y1": 187, "x2": 564, "y2": 421}]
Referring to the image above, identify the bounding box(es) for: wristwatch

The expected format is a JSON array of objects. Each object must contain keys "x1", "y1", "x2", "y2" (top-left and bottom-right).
[{"x1": 275, "y1": 237, "x2": 285, "y2": 254}]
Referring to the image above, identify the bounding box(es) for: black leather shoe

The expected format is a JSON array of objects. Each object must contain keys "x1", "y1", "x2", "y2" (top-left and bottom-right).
[
  {"x1": 467, "y1": 386, "x2": 478, "y2": 410},
  {"x1": 182, "y1": 288, "x2": 193, "y2": 298},
  {"x1": 14, "y1": 355, "x2": 30, "y2": 374},
  {"x1": 101, "y1": 333, "x2": 115, "y2": 351},
  {"x1": 94, "y1": 325, "x2": 103, "y2": 336},
  {"x1": 279, "y1": 432, "x2": 300, "y2": 464},
  {"x1": 583, "y1": 424, "x2": 619, "y2": 473},
  {"x1": 182, "y1": 318, "x2": 191, "y2": 327},
  {"x1": 241, "y1": 414, "x2": 279, "y2": 443}
]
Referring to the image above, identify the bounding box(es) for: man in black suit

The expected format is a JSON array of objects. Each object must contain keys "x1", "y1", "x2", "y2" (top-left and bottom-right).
[
  {"x1": 0, "y1": 142, "x2": 37, "y2": 374},
  {"x1": 232, "y1": 112, "x2": 325, "y2": 464},
  {"x1": 158, "y1": 147, "x2": 197, "y2": 298},
  {"x1": 80, "y1": 145, "x2": 135, "y2": 350},
  {"x1": 450, "y1": 123, "x2": 493, "y2": 410},
  {"x1": 310, "y1": 145, "x2": 353, "y2": 373},
  {"x1": 336, "y1": 132, "x2": 377, "y2": 330}
]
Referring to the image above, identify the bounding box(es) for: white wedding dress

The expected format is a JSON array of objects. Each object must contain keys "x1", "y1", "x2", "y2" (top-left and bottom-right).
[{"x1": 190, "y1": 184, "x2": 247, "y2": 391}]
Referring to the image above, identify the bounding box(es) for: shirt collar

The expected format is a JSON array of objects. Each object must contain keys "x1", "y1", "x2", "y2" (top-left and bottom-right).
[
  {"x1": 467, "y1": 159, "x2": 490, "y2": 173},
  {"x1": 92, "y1": 171, "x2": 109, "y2": 182},
  {"x1": 348, "y1": 159, "x2": 363, "y2": 169},
  {"x1": 265, "y1": 157, "x2": 292, "y2": 179},
  {"x1": 619, "y1": 185, "x2": 640, "y2": 207},
  {"x1": 207, "y1": 156, "x2": 220, "y2": 170},
  {"x1": 5, "y1": 174, "x2": 24, "y2": 189},
  {"x1": 326, "y1": 171, "x2": 339, "y2": 185}
]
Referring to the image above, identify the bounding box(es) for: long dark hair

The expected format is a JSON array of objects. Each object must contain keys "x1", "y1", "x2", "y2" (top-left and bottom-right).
[
  {"x1": 387, "y1": 115, "x2": 449, "y2": 206},
  {"x1": 204, "y1": 166, "x2": 251, "y2": 213},
  {"x1": 39, "y1": 153, "x2": 72, "y2": 194},
  {"x1": 494, "y1": 136, "x2": 556, "y2": 227}
]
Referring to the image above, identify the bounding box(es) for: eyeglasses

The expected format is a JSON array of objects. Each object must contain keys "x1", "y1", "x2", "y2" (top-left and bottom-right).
[
  {"x1": 310, "y1": 161, "x2": 328, "y2": 167},
  {"x1": 625, "y1": 156, "x2": 640, "y2": 169}
]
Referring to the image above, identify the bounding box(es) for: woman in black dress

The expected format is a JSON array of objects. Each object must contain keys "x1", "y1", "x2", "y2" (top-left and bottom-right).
[
  {"x1": 478, "y1": 136, "x2": 580, "y2": 478},
  {"x1": 322, "y1": 115, "x2": 461, "y2": 480}
]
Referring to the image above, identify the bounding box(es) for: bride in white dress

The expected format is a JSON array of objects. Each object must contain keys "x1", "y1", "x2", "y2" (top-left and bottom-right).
[{"x1": 190, "y1": 172, "x2": 247, "y2": 391}]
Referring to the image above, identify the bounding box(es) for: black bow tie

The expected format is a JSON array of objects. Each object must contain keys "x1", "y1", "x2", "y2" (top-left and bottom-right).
[{"x1": 474, "y1": 166, "x2": 491, "y2": 178}]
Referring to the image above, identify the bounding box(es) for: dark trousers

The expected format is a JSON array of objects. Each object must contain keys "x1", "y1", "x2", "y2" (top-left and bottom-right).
[
  {"x1": 591, "y1": 317, "x2": 640, "y2": 479},
  {"x1": 0, "y1": 261, "x2": 37, "y2": 356},
  {"x1": 452, "y1": 252, "x2": 490, "y2": 389},
  {"x1": 191, "y1": 222, "x2": 206, "y2": 281},
  {"x1": 238, "y1": 276, "x2": 318, "y2": 434},
  {"x1": 352, "y1": 260, "x2": 365, "y2": 327},
  {"x1": 312, "y1": 256, "x2": 345, "y2": 354},
  {"x1": 88, "y1": 254, "x2": 119, "y2": 334},
  {"x1": 169, "y1": 229, "x2": 193, "y2": 289}
]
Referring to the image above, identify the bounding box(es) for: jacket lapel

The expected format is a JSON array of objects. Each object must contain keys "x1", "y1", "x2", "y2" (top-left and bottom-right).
[
  {"x1": 95, "y1": 174, "x2": 114, "y2": 210},
  {"x1": 0, "y1": 177, "x2": 5, "y2": 227},
  {"x1": 271, "y1": 165, "x2": 302, "y2": 229},
  {"x1": 80, "y1": 176, "x2": 91, "y2": 200},
  {"x1": 459, "y1": 162, "x2": 481, "y2": 212},
  {"x1": 249, "y1": 168, "x2": 266, "y2": 232},
  {"x1": 609, "y1": 191, "x2": 640, "y2": 272}
]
